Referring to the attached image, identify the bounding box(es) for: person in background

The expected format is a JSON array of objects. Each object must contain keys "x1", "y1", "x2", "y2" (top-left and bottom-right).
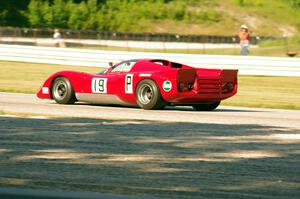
[
  {"x1": 238, "y1": 24, "x2": 250, "y2": 55},
  {"x1": 53, "y1": 29, "x2": 62, "y2": 47}
]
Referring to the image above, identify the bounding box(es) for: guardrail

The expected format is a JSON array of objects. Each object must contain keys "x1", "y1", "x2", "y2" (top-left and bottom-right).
[
  {"x1": 0, "y1": 44, "x2": 300, "y2": 76},
  {"x1": 0, "y1": 37, "x2": 245, "y2": 49}
]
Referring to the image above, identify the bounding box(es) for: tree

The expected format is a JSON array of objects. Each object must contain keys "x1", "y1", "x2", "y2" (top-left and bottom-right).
[
  {"x1": 52, "y1": 0, "x2": 70, "y2": 28},
  {"x1": 289, "y1": 0, "x2": 300, "y2": 8},
  {"x1": 41, "y1": 1, "x2": 53, "y2": 27},
  {"x1": 84, "y1": 0, "x2": 99, "y2": 29},
  {"x1": 27, "y1": 0, "x2": 44, "y2": 27},
  {"x1": 0, "y1": 0, "x2": 30, "y2": 26},
  {"x1": 68, "y1": 1, "x2": 89, "y2": 29}
]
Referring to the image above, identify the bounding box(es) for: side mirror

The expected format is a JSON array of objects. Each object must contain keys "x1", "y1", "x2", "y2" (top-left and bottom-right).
[{"x1": 108, "y1": 62, "x2": 113, "y2": 67}]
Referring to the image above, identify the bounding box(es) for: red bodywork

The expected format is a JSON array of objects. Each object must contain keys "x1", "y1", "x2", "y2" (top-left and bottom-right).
[{"x1": 37, "y1": 59, "x2": 238, "y2": 106}]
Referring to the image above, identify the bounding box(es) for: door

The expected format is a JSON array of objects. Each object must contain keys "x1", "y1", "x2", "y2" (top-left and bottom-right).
[{"x1": 82, "y1": 60, "x2": 137, "y2": 104}]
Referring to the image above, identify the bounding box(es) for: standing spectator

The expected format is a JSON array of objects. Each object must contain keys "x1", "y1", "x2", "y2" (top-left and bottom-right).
[
  {"x1": 53, "y1": 29, "x2": 62, "y2": 47},
  {"x1": 238, "y1": 24, "x2": 250, "y2": 55}
]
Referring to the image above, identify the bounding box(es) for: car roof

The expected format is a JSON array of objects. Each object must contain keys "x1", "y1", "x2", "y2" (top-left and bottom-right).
[{"x1": 122, "y1": 59, "x2": 168, "y2": 63}]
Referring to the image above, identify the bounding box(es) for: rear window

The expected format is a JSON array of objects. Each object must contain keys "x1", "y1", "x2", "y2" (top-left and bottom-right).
[
  {"x1": 150, "y1": 60, "x2": 182, "y2": 68},
  {"x1": 150, "y1": 60, "x2": 169, "y2": 66}
]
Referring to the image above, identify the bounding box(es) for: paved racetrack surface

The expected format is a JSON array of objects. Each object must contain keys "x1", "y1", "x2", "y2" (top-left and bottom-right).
[{"x1": 0, "y1": 92, "x2": 300, "y2": 198}]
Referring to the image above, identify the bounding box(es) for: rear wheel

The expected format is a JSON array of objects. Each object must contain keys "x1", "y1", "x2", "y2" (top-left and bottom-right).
[
  {"x1": 192, "y1": 101, "x2": 220, "y2": 111},
  {"x1": 136, "y1": 79, "x2": 166, "y2": 110},
  {"x1": 51, "y1": 77, "x2": 76, "y2": 104}
]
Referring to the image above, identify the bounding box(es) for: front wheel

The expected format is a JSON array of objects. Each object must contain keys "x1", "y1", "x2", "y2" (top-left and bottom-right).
[
  {"x1": 51, "y1": 77, "x2": 76, "y2": 104},
  {"x1": 192, "y1": 101, "x2": 220, "y2": 111},
  {"x1": 136, "y1": 79, "x2": 166, "y2": 110}
]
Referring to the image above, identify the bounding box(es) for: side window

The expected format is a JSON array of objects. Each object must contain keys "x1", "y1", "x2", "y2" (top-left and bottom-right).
[
  {"x1": 111, "y1": 61, "x2": 135, "y2": 73},
  {"x1": 171, "y1": 62, "x2": 182, "y2": 68}
]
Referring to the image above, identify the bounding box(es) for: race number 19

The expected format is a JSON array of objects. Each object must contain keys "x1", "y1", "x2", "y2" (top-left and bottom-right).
[
  {"x1": 125, "y1": 74, "x2": 133, "y2": 94},
  {"x1": 92, "y1": 78, "x2": 107, "y2": 93}
]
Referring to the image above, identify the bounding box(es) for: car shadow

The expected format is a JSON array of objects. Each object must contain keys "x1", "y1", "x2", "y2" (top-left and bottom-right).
[{"x1": 74, "y1": 102, "x2": 263, "y2": 113}]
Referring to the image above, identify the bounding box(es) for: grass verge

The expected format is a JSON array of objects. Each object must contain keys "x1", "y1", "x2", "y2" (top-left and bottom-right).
[
  {"x1": 0, "y1": 61, "x2": 102, "y2": 93},
  {"x1": 222, "y1": 76, "x2": 300, "y2": 110},
  {"x1": 0, "y1": 110, "x2": 48, "y2": 117},
  {"x1": 1, "y1": 61, "x2": 299, "y2": 110}
]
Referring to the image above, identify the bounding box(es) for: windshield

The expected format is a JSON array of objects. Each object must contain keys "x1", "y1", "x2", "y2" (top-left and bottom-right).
[
  {"x1": 110, "y1": 59, "x2": 138, "y2": 73},
  {"x1": 96, "y1": 59, "x2": 138, "y2": 75}
]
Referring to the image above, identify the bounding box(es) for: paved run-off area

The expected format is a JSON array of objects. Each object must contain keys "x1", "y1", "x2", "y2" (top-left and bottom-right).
[{"x1": 0, "y1": 92, "x2": 300, "y2": 198}]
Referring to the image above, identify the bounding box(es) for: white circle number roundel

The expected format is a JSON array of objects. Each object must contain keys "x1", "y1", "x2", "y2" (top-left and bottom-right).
[{"x1": 163, "y1": 80, "x2": 172, "y2": 92}]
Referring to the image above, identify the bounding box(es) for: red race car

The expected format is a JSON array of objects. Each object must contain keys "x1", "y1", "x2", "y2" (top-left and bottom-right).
[{"x1": 37, "y1": 59, "x2": 238, "y2": 111}]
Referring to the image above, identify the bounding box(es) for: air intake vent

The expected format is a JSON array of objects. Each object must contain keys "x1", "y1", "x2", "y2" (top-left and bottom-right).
[{"x1": 197, "y1": 78, "x2": 221, "y2": 94}]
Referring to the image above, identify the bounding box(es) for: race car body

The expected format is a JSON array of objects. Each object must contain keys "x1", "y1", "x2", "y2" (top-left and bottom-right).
[{"x1": 37, "y1": 59, "x2": 238, "y2": 110}]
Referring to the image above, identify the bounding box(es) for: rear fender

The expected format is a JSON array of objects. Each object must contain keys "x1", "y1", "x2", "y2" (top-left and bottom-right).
[
  {"x1": 220, "y1": 69, "x2": 238, "y2": 96},
  {"x1": 149, "y1": 68, "x2": 197, "y2": 101},
  {"x1": 220, "y1": 70, "x2": 238, "y2": 84},
  {"x1": 134, "y1": 70, "x2": 178, "y2": 101},
  {"x1": 177, "y1": 69, "x2": 197, "y2": 92}
]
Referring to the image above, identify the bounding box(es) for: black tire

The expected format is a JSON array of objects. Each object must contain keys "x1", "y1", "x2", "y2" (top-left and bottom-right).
[
  {"x1": 136, "y1": 79, "x2": 166, "y2": 110},
  {"x1": 192, "y1": 101, "x2": 220, "y2": 111},
  {"x1": 51, "y1": 77, "x2": 76, "y2": 104}
]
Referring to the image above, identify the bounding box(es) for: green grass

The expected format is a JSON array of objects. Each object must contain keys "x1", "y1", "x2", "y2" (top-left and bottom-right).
[
  {"x1": 1, "y1": 61, "x2": 300, "y2": 110},
  {"x1": 222, "y1": 76, "x2": 300, "y2": 109}
]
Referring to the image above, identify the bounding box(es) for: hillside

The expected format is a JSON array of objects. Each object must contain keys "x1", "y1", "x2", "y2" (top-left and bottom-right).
[
  {"x1": 148, "y1": 0, "x2": 300, "y2": 37},
  {"x1": 1, "y1": 0, "x2": 300, "y2": 37},
  {"x1": 126, "y1": 0, "x2": 300, "y2": 37}
]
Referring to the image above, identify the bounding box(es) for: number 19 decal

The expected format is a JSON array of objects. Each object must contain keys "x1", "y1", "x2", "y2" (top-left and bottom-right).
[
  {"x1": 92, "y1": 78, "x2": 107, "y2": 93},
  {"x1": 125, "y1": 74, "x2": 133, "y2": 94}
]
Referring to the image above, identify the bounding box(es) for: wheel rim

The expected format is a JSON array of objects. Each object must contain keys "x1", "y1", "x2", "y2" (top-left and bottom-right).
[
  {"x1": 53, "y1": 80, "x2": 68, "y2": 100},
  {"x1": 138, "y1": 84, "x2": 153, "y2": 104}
]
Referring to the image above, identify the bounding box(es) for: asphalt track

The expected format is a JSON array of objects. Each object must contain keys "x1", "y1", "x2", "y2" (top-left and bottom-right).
[
  {"x1": 0, "y1": 92, "x2": 300, "y2": 128},
  {"x1": 0, "y1": 92, "x2": 300, "y2": 199}
]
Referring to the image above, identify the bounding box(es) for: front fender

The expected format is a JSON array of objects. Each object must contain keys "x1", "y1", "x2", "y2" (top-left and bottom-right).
[{"x1": 36, "y1": 70, "x2": 91, "y2": 99}]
